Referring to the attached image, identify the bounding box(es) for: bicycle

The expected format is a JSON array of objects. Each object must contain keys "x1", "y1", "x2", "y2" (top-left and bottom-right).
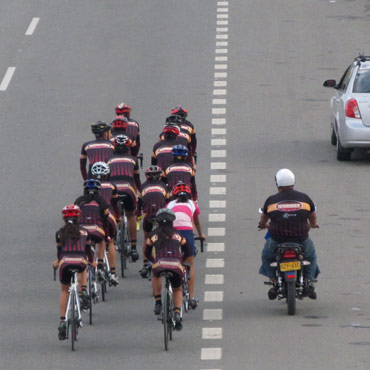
[
  {"x1": 194, "y1": 236, "x2": 205, "y2": 255},
  {"x1": 182, "y1": 263, "x2": 191, "y2": 313},
  {"x1": 87, "y1": 264, "x2": 99, "y2": 325}
]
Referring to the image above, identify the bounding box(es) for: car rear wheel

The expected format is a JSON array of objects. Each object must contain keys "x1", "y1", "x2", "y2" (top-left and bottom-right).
[
  {"x1": 336, "y1": 136, "x2": 351, "y2": 161},
  {"x1": 331, "y1": 128, "x2": 337, "y2": 146}
]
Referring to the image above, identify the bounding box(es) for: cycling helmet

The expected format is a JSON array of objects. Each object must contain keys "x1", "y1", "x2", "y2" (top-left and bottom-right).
[
  {"x1": 91, "y1": 121, "x2": 111, "y2": 136},
  {"x1": 113, "y1": 134, "x2": 132, "y2": 148},
  {"x1": 111, "y1": 116, "x2": 128, "y2": 129},
  {"x1": 91, "y1": 161, "x2": 110, "y2": 179},
  {"x1": 83, "y1": 179, "x2": 102, "y2": 192},
  {"x1": 275, "y1": 169, "x2": 295, "y2": 187},
  {"x1": 163, "y1": 123, "x2": 180, "y2": 136},
  {"x1": 155, "y1": 208, "x2": 176, "y2": 223},
  {"x1": 172, "y1": 145, "x2": 188, "y2": 159},
  {"x1": 172, "y1": 182, "x2": 191, "y2": 197},
  {"x1": 115, "y1": 102, "x2": 131, "y2": 116},
  {"x1": 62, "y1": 204, "x2": 81, "y2": 218},
  {"x1": 145, "y1": 165, "x2": 162, "y2": 180},
  {"x1": 170, "y1": 106, "x2": 188, "y2": 118},
  {"x1": 166, "y1": 115, "x2": 183, "y2": 125}
]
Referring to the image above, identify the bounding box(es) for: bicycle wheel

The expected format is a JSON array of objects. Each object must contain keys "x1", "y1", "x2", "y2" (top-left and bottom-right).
[
  {"x1": 168, "y1": 290, "x2": 173, "y2": 341},
  {"x1": 183, "y1": 279, "x2": 189, "y2": 313},
  {"x1": 88, "y1": 268, "x2": 93, "y2": 325},
  {"x1": 162, "y1": 277, "x2": 169, "y2": 351},
  {"x1": 119, "y1": 225, "x2": 127, "y2": 277},
  {"x1": 71, "y1": 291, "x2": 77, "y2": 351},
  {"x1": 101, "y1": 280, "x2": 106, "y2": 302}
]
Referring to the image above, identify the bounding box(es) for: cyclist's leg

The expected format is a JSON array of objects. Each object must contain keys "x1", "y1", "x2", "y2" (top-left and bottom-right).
[
  {"x1": 152, "y1": 274, "x2": 162, "y2": 314},
  {"x1": 171, "y1": 274, "x2": 183, "y2": 330},
  {"x1": 140, "y1": 217, "x2": 152, "y2": 277},
  {"x1": 121, "y1": 191, "x2": 139, "y2": 260},
  {"x1": 59, "y1": 283, "x2": 69, "y2": 318}
]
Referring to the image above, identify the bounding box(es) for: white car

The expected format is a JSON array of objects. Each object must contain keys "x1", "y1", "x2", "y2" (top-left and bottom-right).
[{"x1": 323, "y1": 55, "x2": 370, "y2": 161}]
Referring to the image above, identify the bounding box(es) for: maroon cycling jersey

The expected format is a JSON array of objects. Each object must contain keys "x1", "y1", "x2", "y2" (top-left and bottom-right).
[
  {"x1": 163, "y1": 161, "x2": 196, "y2": 193},
  {"x1": 138, "y1": 180, "x2": 169, "y2": 217},
  {"x1": 152, "y1": 137, "x2": 181, "y2": 171},
  {"x1": 182, "y1": 119, "x2": 197, "y2": 156},
  {"x1": 100, "y1": 180, "x2": 120, "y2": 218},
  {"x1": 74, "y1": 196, "x2": 109, "y2": 229},
  {"x1": 144, "y1": 231, "x2": 190, "y2": 263},
  {"x1": 56, "y1": 227, "x2": 94, "y2": 262},
  {"x1": 80, "y1": 139, "x2": 114, "y2": 180},
  {"x1": 127, "y1": 119, "x2": 140, "y2": 153},
  {"x1": 263, "y1": 188, "x2": 315, "y2": 243}
]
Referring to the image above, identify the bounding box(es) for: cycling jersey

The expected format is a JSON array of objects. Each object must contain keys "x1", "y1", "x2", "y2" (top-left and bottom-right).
[
  {"x1": 80, "y1": 139, "x2": 115, "y2": 180},
  {"x1": 166, "y1": 199, "x2": 200, "y2": 230},
  {"x1": 126, "y1": 119, "x2": 140, "y2": 154},
  {"x1": 138, "y1": 180, "x2": 169, "y2": 217},
  {"x1": 100, "y1": 181, "x2": 120, "y2": 219},
  {"x1": 181, "y1": 119, "x2": 197, "y2": 156},
  {"x1": 152, "y1": 137, "x2": 181, "y2": 171},
  {"x1": 262, "y1": 188, "x2": 315, "y2": 243}
]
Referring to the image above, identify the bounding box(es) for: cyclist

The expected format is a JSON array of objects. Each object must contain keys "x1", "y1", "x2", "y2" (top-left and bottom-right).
[
  {"x1": 144, "y1": 208, "x2": 191, "y2": 330},
  {"x1": 80, "y1": 121, "x2": 114, "y2": 180},
  {"x1": 91, "y1": 161, "x2": 120, "y2": 285},
  {"x1": 137, "y1": 166, "x2": 170, "y2": 278},
  {"x1": 111, "y1": 116, "x2": 138, "y2": 156},
  {"x1": 74, "y1": 179, "x2": 112, "y2": 281},
  {"x1": 152, "y1": 122, "x2": 181, "y2": 171},
  {"x1": 258, "y1": 169, "x2": 320, "y2": 300},
  {"x1": 166, "y1": 182, "x2": 206, "y2": 309},
  {"x1": 170, "y1": 106, "x2": 197, "y2": 158},
  {"x1": 107, "y1": 135, "x2": 141, "y2": 261},
  {"x1": 162, "y1": 145, "x2": 198, "y2": 200},
  {"x1": 115, "y1": 102, "x2": 141, "y2": 154},
  {"x1": 52, "y1": 204, "x2": 96, "y2": 340}
]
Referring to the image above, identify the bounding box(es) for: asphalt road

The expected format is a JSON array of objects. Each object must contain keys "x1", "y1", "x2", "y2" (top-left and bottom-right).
[{"x1": 2, "y1": 0, "x2": 370, "y2": 369}]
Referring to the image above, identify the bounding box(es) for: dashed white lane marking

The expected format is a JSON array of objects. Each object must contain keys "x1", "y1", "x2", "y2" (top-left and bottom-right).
[
  {"x1": 201, "y1": 348, "x2": 222, "y2": 360},
  {"x1": 207, "y1": 243, "x2": 225, "y2": 252},
  {"x1": 203, "y1": 309, "x2": 223, "y2": 320},
  {"x1": 217, "y1": 1, "x2": 229, "y2": 5},
  {"x1": 213, "y1": 89, "x2": 227, "y2": 95},
  {"x1": 210, "y1": 162, "x2": 226, "y2": 170},
  {"x1": 25, "y1": 17, "x2": 40, "y2": 35},
  {"x1": 0, "y1": 67, "x2": 16, "y2": 91},
  {"x1": 212, "y1": 99, "x2": 227, "y2": 105},
  {"x1": 215, "y1": 48, "x2": 228, "y2": 53},
  {"x1": 205, "y1": 275, "x2": 224, "y2": 285},
  {"x1": 211, "y1": 138, "x2": 226, "y2": 146},
  {"x1": 205, "y1": 291, "x2": 224, "y2": 302},
  {"x1": 212, "y1": 108, "x2": 226, "y2": 115},
  {"x1": 214, "y1": 80, "x2": 227, "y2": 87},
  {"x1": 210, "y1": 187, "x2": 226, "y2": 195},
  {"x1": 210, "y1": 174, "x2": 226, "y2": 182},
  {"x1": 216, "y1": 41, "x2": 228, "y2": 47},
  {"x1": 208, "y1": 228, "x2": 225, "y2": 236},
  {"x1": 217, "y1": 20, "x2": 228, "y2": 25},
  {"x1": 212, "y1": 118, "x2": 226, "y2": 125},
  {"x1": 210, "y1": 200, "x2": 226, "y2": 208},
  {"x1": 215, "y1": 56, "x2": 228, "y2": 62},
  {"x1": 214, "y1": 72, "x2": 227, "y2": 78},
  {"x1": 206, "y1": 259, "x2": 225, "y2": 268},
  {"x1": 217, "y1": 27, "x2": 228, "y2": 32},
  {"x1": 216, "y1": 34, "x2": 228, "y2": 39},
  {"x1": 208, "y1": 214, "x2": 226, "y2": 222},
  {"x1": 217, "y1": 7, "x2": 228, "y2": 12},
  {"x1": 212, "y1": 128, "x2": 227, "y2": 134},
  {"x1": 211, "y1": 150, "x2": 226, "y2": 158},
  {"x1": 202, "y1": 327, "x2": 223, "y2": 339},
  {"x1": 214, "y1": 63, "x2": 227, "y2": 70},
  {"x1": 217, "y1": 14, "x2": 229, "y2": 19}
]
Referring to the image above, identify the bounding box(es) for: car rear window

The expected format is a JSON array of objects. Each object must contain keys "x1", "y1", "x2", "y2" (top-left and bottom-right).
[{"x1": 353, "y1": 69, "x2": 370, "y2": 93}]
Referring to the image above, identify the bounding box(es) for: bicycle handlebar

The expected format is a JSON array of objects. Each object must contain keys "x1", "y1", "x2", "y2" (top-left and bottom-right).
[
  {"x1": 194, "y1": 237, "x2": 204, "y2": 253},
  {"x1": 53, "y1": 267, "x2": 57, "y2": 281},
  {"x1": 138, "y1": 153, "x2": 144, "y2": 169}
]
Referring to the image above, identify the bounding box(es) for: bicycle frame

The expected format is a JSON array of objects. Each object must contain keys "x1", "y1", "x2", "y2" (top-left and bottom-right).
[{"x1": 65, "y1": 272, "x2": 82, "y2": 326}]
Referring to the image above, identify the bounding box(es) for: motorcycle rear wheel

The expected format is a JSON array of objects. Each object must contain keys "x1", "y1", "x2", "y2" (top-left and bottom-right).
[{"x1": 286, "y1": 281, "x2": 296, "y2": 316}]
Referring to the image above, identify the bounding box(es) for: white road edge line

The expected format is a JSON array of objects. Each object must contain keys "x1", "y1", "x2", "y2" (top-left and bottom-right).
[
  {"x1": 25, "y1": 17, "x2": 40, "y2": 35},
  {"x1": 0, "y1": 67, "x2": 16, "y2": 91}
]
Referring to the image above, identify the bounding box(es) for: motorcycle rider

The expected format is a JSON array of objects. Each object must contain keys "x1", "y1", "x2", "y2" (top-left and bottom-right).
[{"x1": 258, "y1": 169, "x2": 320, "y2": 300}]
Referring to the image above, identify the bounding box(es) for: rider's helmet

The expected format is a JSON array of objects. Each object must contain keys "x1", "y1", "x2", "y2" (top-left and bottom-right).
[
  {"x1": 115, "y1": 102, "x2": 131, "y2": 117},
  {"x1": 62, "y1": 204, "x2": 81, "y2": 218},
  {"x1": 91, "y1": 161, "x2": 110, "y2": 180},
  {"x1": 145, "y1": 165, "x2": 162, "y2": 181},
  {"x1": 162, "y1": 123, "x2": 180, "y2": 136},
  {"x1": 111, "y1": 116, "x2": 128, "y2": 130},
  {"x1": 155, "y1": 208, "x2": 176, "y2": 223},
  {"x1": 83, "y1": 179, "x2": 102, "y2": 194},
  {"x1": 113, "y1": 134, "x2": 132, "y2": 148},
  {"x1": 166, "y1": 115, "x2": 183, "y2": 125},
  {"x1": 170, "y1": 106, "x2": 188, "y2": 118},
  {"x1": 275, "y1": 169, "x2": 295, "y2": 187},
  {"x1": 91, "y1": 121, "x2": 111, "y2": 137},
  {"x1": 172, "y1": 145, "x2": 188, "y2": 160},
  {"x1": 172, "y1": 181, "x2": 191, "y2": 198}
]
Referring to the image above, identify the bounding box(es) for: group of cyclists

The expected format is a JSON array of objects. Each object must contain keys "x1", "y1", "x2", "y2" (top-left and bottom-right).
[{"x1": 53, "y1": 103, "x2": 206, "y2": 340}]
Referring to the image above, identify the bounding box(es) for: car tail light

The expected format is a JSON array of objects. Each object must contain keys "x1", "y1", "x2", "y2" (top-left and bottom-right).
[
  {"x1": 345, "y1": 99, "x2": 361, "y2": 119},
  {"x1": 282, "y1": 250, "x2": 297, "y2": 258}
]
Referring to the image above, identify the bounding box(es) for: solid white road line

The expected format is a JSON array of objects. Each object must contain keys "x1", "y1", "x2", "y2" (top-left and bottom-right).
[
  {"x1": 210, "y1": 187, "x2": 226, "y2": 194},
  {"x1": 203, "y1": 309, "x2": 223, "y2": 320},
  {"x1": 205, "y1": 275, "x2": 224, "y2": 285},
  {"x1": 207, "y1": 243, "x2": 225, "y2": 252},
  {"x1": 202, "y1": 327, "x2": 223, "y2": 339},
  {"x1": 208, "y1": 214, "x2": 226, "y2": 222},
  {"x1": 25, "y1": 17, "x2": 40, "y2": 35},
  {"x1": 206, "y1": 259, "x2": 225, "y2": 268},
  {"x1": 0, "y1": 67, "x2": 16, "y2": 91},
  {"x1": 205, "y1": 291, "x2": 224, "y2": 302}
]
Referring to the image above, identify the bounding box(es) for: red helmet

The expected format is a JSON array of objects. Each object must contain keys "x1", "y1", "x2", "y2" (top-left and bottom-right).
[
  {"x1": 163, "y1": 124, "x2": 180, "y2": 136},
  {"x1": 62, "y1": 204, "x2": 81, "y2": 218},
  {"x1": 111, "y1": 117, "x2": 128, "y2": 129},
  {"x1": 170, "y1": 106, "x2": 188, "y2": 118},
  {"x1": 115, "y1": 102, "x2": 131, "y2": 116},
  {"x1": 172, "y1": 182, "x2": 191, "y2": 196}
]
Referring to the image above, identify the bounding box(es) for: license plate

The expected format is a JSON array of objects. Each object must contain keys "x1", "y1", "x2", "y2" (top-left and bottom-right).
[{"x1": 280, "y1": 261, "x2": 301, "y2": 272}]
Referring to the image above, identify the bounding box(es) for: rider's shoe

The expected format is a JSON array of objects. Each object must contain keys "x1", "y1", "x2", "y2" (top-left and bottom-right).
[
  {"x1": 79, "y1": 291, "x2": 89, "y2": 310},
  {"x1": 58, "y1": 321, "x2": 67, "y2": 340},
  {"x1": 174, "y1": 312, "x2": 182, "y2": 331},
  {"x1": 268, "y1": 287, "x2": 278, "y2": 300},
  {"x1": 154, "y1": 302, "x2": 162, "y2": 315},
  {"x1": 189, "y1": 298, "x2": 198, "y2": 309},
  {"x1": 97, "y1": 269, "x2": 105, "y2": 283},
  {"x1": 109, "y1": 274, "x2": 119, "y2": 286},
  {"x1": 140, "y1": 265, "x2": 149, "y2": 278},
  {"x1": 130, "y1": 248, "x2": 139, "y2": 262},
  {"x1": 303, "y1": 279, "x2": 317, "y2": 300}
]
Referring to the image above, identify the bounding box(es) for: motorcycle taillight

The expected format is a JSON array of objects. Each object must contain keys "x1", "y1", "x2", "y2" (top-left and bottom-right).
[{"x1": 282, "y1": 250, "x2": 297, "y2": 258}]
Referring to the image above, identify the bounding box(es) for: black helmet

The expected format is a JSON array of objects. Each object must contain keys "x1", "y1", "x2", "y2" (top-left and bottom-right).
[
  {"x1": 145, "y1": 165, "x2": 162, "y2": 180},
  {"x1": 91, "y1": 121, "x2": 111, "y2": 136},
  {"x1": 155, "y1": 208, "x2": 176, "y2": 223},
  {"x1": 165, "y1": 115, "x2": 183, "y2": 125}
]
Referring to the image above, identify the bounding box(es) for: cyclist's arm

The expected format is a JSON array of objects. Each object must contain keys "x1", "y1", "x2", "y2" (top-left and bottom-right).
[
  {"x1": 131, "y1": 140, "x2": 138, "y2": 157},
  {"x1": 80, "y1": 144, "x2": 88, "y2": 180},
  {"x1": 190, "y1": 175, "x2": 197, "y2": 201},
  {"x1": 308, "y1": 211, "x2": 319, "y2": 228},
  {"x1": 193, "y1": 211, "x2": 205, "y2": 239},
  {"x1": 136, "y1": 197, "x2": 143, "y2": 217},
  {"x1": 181, "y1": 238, "x2": 191, "y2": 261},
  {"x1": 134, "y1": 161, "x2": 141, "y2": 190},
  {"x1": 144, "y1": 238, "x2": 155, "y2": 263},
  {"x1": 111, "y1": 186, "x2": 120, "y2": 219},
  {"x1": 190, "y1": 133, "x2": 197, "y2": 156},
  {"x1": 258, "y1": 213, "x2": 270, "y2": 229}
]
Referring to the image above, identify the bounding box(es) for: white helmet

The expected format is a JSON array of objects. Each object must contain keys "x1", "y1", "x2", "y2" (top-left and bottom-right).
[
  {"x1": 275, "y1": 169, "x2": 295, "y2": 187},
  {"x1": 91, "y1": 161, "x2": 110, "y2": 178}
]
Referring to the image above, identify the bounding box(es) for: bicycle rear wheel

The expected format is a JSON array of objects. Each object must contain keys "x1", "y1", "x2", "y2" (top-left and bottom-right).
[
  {"x1": 88, "y1": 268, "x2": 93, "y2": 325},
  {"x1": 119, "y1": 224, "x2": 127, "y2": 277},
  {"x1": 162, "y1": 278, "x2": 169, "y2": 351},
  {"x1": 71, "y1": 291, "x2": 77, "y2": 351}
]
